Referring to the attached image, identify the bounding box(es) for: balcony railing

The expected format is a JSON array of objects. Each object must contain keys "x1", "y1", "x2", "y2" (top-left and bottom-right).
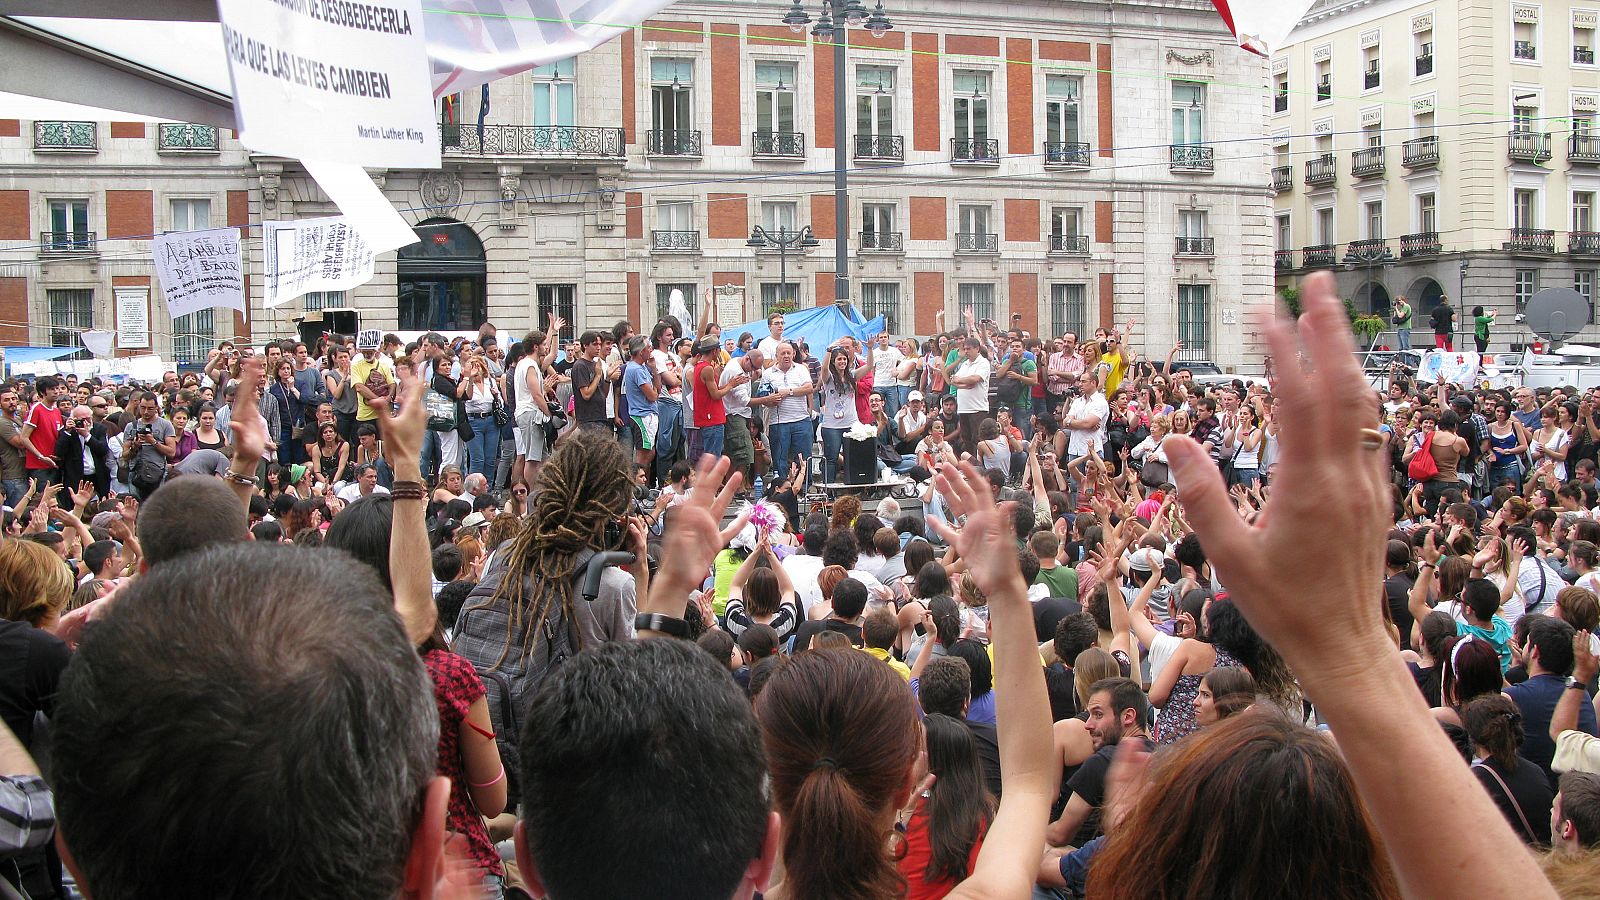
[
  {"x1": 1050, "y1": 234, "x2": 1088, "y2": 254},
  {"x1": 1364, "y1": 69, "x2": 1381, "y2": 90},
  {"x1": 1505, "y1": 228, "x2": 1556, "y2": 253},
  {"x1": 1513, "y1": 40, "x2": 1537, "y2": 60},
  {"x1": 1043, "y1": 141, "x2": 1091, "y2": 168},
  {"x1": 1316, "y1": 79, "x2": 1331, "y2": 102},
  {"x1": 955, "y1": 231, "x2": 998, "y2": 252},
  {"x1": 1415, "y1": 53, "x2": 1433, "y2": 76},
  {"x1": 646, "y1": 129, "x2": 703, "y2": 157},
  {"x1": 1272, "y1": 165, "x2": 1293, "y2": 191},
  {"x1": 1303, "y1": 244, "x2": 1337, "y2": 267},
  {"x1": 38, "y1": 231, "x2": 96, "y2": 253},
  {"x1": 951, "y1": 138, "x2": 1000, "y2": 164},
  {"x1": 1400, "y1": 232, "x2": 1442, "y2": 256},
  {"x1": 651, "y1": 230, "x2": 701, "y2": 251},
  {"x1": 1169, "y1": 144, "x2": 1215, "y2": 172},
  {"x1": 752, "y1": 131, "x2": 806, "y2": 157},
  {"x1": 1305, "y1": 153, "x2": 1337, "y2": 187},
  {"x1": 1578, "y1": 47, "x2": 1596, "y2": 65},
  {"x1": 33, "y1": 121, "x2": 96, "y2": 151},
  {"x1": 1402, "y1": 135, "x2": 1440, "y2": 168},
  {"x1": 157, "y1": 123, "x2": 219, "y2": 152},
  {"x1": 1508, "y1": 131, "x2": 1552, "y2": 162},
  {"x1": 1571, "y1": 232, "x2": 1600, "y2": 257},
  {"x1": 1175, "y1": 236, "x2": 1215, "y2": 256},
  {"x1": 1345, "y1": 238, "x2": 1391, "y2": 262},
  {"x1": 854, "y1": 134, "x2": 904, "y2": 160},
  {"x1": 1274, "y1": 93, "x2": 1288, "y2": 113},
  {"x1": 1274, "y1": 249, "x2": 1296, "y2": 270},
  {"x1": 1571, "y1": 133, "x2": 1600, "y2": 165},
  {"x1": 1352, "y1": 145, "x2": 1386, "y2": 177},
  {"x1": 860, "y1": 231, "x2": 903, "y2": 251},
  {"x1": 440, "y1": 124, "x2": 627, "y2": 158}
]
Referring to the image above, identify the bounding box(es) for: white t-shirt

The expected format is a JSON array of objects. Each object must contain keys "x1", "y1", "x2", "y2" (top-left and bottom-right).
[
  {"x1": 757, "y1": 336, "x2": 786, "y2": 361},
  {"x1": 762, "y1": 364, "x2": 813, "y2": 425},
  {"x1": 720, "y1": 361, "x2": 753, "y2": 417},
  {"x1": 954, "y1": 357, "x2": 991, "y2": 414},
  {"x1": 336, "y1": 482, "x2": 391, "y2": 503},
  {"x1": 653, "y1": 349, "x2": 685, "y2": 403},
  {"x1": 784, "y1": 553, "x2": 826, "y2": 615},
  {"x1": 1066, "y1": 392, "x2": 1109, "y2": 457},
  {"x1": 513, "y1": 356, "x2": 540, "y2": 410},
  {"x1": 872, "y1": 345, "x2": 905, "y2": 387}
]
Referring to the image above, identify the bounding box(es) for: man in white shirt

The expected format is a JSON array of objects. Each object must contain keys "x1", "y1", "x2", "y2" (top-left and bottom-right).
[
  {"x1": 870, "y1": 331, "x2": 906, "y2": 420},
  {"x1": 751, "y1": 342, "x2": 816, "y2": 481},
  {"x1": 720, "y1": 350, "x2": 762, "y2": 483},
  {"x1": 513, "y1": 331, "x2": 552, "y2": 487},
  {"x1": 946, "y1": 338, "x2": 991, "y2": 456},
  {"x1": 1064, "y1": 370, "x2": 1109, "y2": 460},
  {"x1": 336, "y1": 462, "x2": 391, "y2": 503},
  {"x1": 755, "y1": 313, "x2": 788, "y2": 365}
]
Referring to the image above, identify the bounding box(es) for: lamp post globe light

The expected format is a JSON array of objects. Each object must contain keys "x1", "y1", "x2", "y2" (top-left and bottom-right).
[
  {"x1": 776, "y1": 0, "x2": 892, "y2": 307},
  {"x1": 748, "y1": 225, "x2": 821, "y2": 310}
]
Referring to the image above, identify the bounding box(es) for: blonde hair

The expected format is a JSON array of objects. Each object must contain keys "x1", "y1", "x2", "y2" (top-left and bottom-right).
[
  {"x1": 0, "y1": 540, "x2": 74, "y2": 626},
  {"x1": 959, "y1": 572, "x2": 988, "y2": 608}
]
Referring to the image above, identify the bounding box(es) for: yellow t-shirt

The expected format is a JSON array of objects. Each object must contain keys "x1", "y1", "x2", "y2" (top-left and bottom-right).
[
  {"x1": 350, "y1": 356, "x2": 393, "y2": 422},
  {"x1": 1099, "y1": 351, "x2": 1127, "y2": 394},
  {"x1": 861, "y1": 646, "x2": 912, "y2": 681}
]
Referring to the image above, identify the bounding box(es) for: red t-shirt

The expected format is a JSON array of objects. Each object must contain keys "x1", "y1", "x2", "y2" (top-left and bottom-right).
[
  {"x1": 692, "y1": 360, "x2": 726, "y2": 428},
  {"x1": 896, "y1": 802, "x2": 987, "y2": 900},
  {"x1": 423, "y1": 649, "x2": 503, "y2": 878},
  {"x1": 24, "y1": 403, "x2": 61, "y2": 470}
]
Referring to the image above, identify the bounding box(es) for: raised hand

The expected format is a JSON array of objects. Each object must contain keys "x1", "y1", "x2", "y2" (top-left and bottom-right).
[
  {"x1": 928, "y1": 461, "x2": 1025, "y2": 600},
  {"x1": 645, "y1": 455, "x2": 749, "y2": 620},
  {"x1": 377, "y1": 373, "x2": 426, "y2": 476},
  {"x1": 229, "y1": 354, "x2": 268, "y2": 465}
]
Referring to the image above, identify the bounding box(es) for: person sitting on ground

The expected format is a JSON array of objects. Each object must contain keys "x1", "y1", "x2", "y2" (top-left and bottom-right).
[{"x1": 1464, "y1": 693, "x2": 1555, "y2": 845}]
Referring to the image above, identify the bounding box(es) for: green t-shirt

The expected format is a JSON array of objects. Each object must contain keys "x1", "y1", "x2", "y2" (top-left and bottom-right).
[
  {"x1": 944, "y1": 348, "x2": 963, "y2": 396},
  {"x1": 1011, "y1": 358, "x2": 1037, "y2": 410},
  {"x1": 1393, "y1": 301, "x2": 1412, "y2": 329},
  {"x1": 1035, "y1": 564, "x2": 1079, "y2": 601},
  {"x1": 1475, "y1": 314, "x2": 1494, "y2": 341}
]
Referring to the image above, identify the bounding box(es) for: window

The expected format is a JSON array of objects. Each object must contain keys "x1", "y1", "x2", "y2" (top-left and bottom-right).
[
  {"x1": 1512, "y1": 100, "x2": 1538, "y2": 132},
  {"x1": 1273, "y1": 74, "x2": 1289, "y2": 113},
  {"x1": 651, "y1": 58, "x2": 694, "y2": 133},
  {"x1": 761, "y1": 200, "x2": 798, "y2": 235},
  {"x1": 303, "y1": 291, "x2": 346, "y2": 311},
  {"x1": 1578, "y1": 21, "x2": 1597, "y2": 64},
  {"x1": 537, "y1": 284, "x2": 577, "y2": 342},
  {"x1": 532, "y1": 58, "x2": 576, "y2": 127},
  {"x1": 1171, "y1": 81, "x2": 1206, "y2": 144},
  {"x1": 1576, "y1": 191, "x2": 1595, "y2": 232},
  {"x1": 655, "y1": 283, "x2": 698, "y2": 323},
  {"x1": 1178, "y1": 209, "x2": 1208, "y2": 238},
  {"x1": 1413, "y1": 110, "x2": 1436, "y2": 137},
  {"x1": 1176, "y1": 285, "x2": 1211, "y2": 356},
  {"x1": 1417, "y1": 192, "x2": 1437, "y2": 233},
  {"x1": 957, "y1": 283, "x2": 995, "y2": 322},
  {"x1": 657, "y1": 200, "x2": 694, "y2": 232},
  {"x1": 1515, "y1": 269, "x2": 1536, "y2": 310},
  {"x1": 855, "y1": 65, "x2": 896, "y2": 137},
  {"x1": 1276, "y1": 213, "x2": 1292, "y2": 250},
  {"x1": 1050, "y1": 284, "x2": 1087, "y2": 338},
  {"x1": 1364, "y1": 200, "x2": 1384, "y2": 239},
  {"x1": 170, "y1": 198, "x2": 210, "y2": 232},
  {"x1": 1577, "y1": 270, "x2": 1596, "y2": 307},
  {"x1": 1363, "y1": 124, "x2": 1382, "y2": 147},
  {"x1": 755, "y1": 62, "x2": 798, "y2": 135},
  {"x1": 1051, "y1": 207, "x2": 1082, "y2": 237},
  {"x1": 952, "y1": 70, "x2": 991, "y2": 144},
  {"x1": 1045, "y1": 75, "x2": 1082, "y2": 144},
  {"x1": 860, "y1": 282, "x2": 900, "y2": 333},
  {"x1": 759, "y1": 282, "x2": 799, "y2": 314},
  {"x1": 1364, "y1": 46, "x2": 1381, "y2": 89},
  {"x1": 1514, "y1": 21, "x2": 1538, "y2": 60},
  {"x1": 1415, "y1": 30, "x2": 1434, "y2": 76},
  {"x1": 47, "y1": 199, "x2": 89, "y2": 249},
  {"x1": 172, "y1": 309, "x2": 214, "y2": 364},
  {"x1": 862, "y1": 203, "x2": 896, "y2": 248},
  {"x1": 1514, "y1": 189, "x2": 1538, "y2": 229},
  {"x1": 1316, "y1": 207, "x2": 1335, "y2": 244},
  {"x1": 958, "y1": 204, "x2": 991, "y2": 237},
  {"x1": 47, "y1": 289, "x2": 94, "y2": 348},
  {"x1": 1315, "y1": 61, "x2": 1332, "y2": 101}
]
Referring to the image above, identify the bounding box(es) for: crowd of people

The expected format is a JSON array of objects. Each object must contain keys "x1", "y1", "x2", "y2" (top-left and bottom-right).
[{"x1": 2, "y1": 272, "x2": 1600, "y2": 899}]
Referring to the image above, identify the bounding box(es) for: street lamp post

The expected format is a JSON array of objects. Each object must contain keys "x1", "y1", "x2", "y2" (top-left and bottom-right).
[
  {"x1": 780, "y1": 0, "x2": 892, "y2": 306},
  {"x1": 748, "y1": 226, "x2": 821, "y2": 311}
]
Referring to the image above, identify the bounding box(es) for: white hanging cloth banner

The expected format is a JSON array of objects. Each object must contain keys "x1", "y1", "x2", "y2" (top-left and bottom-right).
[
  {"x1": 1209, "y1": 0, "x2": 1318, "y2": 56},
  {"x1": 263, "y1": 215, "x2": 383, "y2": 308},
  {"x1": 152, "y1": 227, "x2": 248, "y2": 319},
  {"x1": 668, "y1": 288, "x2": 695, "y2": 336},
  {"x1": 80, "y1": 330, "x2": 116, "y2": 358}
]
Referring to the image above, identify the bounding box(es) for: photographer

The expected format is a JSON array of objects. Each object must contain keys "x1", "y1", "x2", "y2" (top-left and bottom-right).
[{"x1": 119, "y1": 394, "x2": 176, "y2": 500}]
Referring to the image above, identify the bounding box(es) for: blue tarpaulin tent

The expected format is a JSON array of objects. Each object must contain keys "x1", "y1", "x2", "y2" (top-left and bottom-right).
[
  {"x1": 1, "y1": 346, "x2": 82, "y2": 366},
  {"x1": 723, "y1": 305, "x2": 885, "y2": 351}
]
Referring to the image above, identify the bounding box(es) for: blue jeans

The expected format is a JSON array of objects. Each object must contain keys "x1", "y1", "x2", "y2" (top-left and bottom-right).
[
  {"x1": 896, "y1": 385, "x2": 912, "y2": 410},
  {"x1": 2, "y1": 478, "x2": 25, "y2": 508},
  {"x1": 654, "y1": 398, "x2": 683, "y2": 483},
  {"x1": 466, "y1": 414, "x2": 499, "y2": 481},
  {"x1": 874, "y1": 387, "x2": 900, "y2": 422},
  {"x1": 698, "y1": 423, "x2": 724, "y2": 461},
  {"x1": 1397, "y1": 328, "x2": 1411, "y2": 351},
  {"x1": 420, "y1": 429, "x2": 440, "y2": 482},
  {"x1": 821, "y1": 426, "x2": 847, "y2": 483},
  {"x1": 769, "y1": 419, "x2": 812, "y2": 481}
]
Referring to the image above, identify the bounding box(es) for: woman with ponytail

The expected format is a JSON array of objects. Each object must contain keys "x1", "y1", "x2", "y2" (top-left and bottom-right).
[
  {"x1": 1463, "y1": 694, "x2": 1553, "y2": 845},
  {"x1": 897, "y1": 714, "x2": 994, "y2": 899}
]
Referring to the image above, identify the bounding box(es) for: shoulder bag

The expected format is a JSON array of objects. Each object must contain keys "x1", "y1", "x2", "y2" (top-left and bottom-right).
[{"x1": 1472, "y1": 760, "x2": 1538, "y2": 844}]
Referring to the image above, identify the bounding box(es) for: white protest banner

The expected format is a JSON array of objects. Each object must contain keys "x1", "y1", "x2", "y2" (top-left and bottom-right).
[
  {"x1": 302, "y1": 159, "x2": 419, "y2": 254},
  {"x1": 116, "y1": 288, "x2": 151, "y2": 349},
  {"x1": 263, "y1": 216, "x2": 379, "y2": 308},
  {"x1": 218, "y1": 0, "x2": 439, "y2": 169},
  {"x1": 152, "y1": 227, "x2": 247, "y2": 319},
  {"x1": 80, "y1": 330, "x2": 116, "y2": 358},
  {"x1": 356, "y1": 329, "x2": 383, "y2": 350},
  {"x1": 1420, "y1": 350, "x2": 1481, "y2": 385}
]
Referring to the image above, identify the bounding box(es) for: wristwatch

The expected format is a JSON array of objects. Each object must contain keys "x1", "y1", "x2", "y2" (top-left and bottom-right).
[
  {"x1": 634, "y1": 612, "x2": 690, "y2": 639},
  {"x1": 1567, "y1": 676, "x2": 1589, "y2": 692}
]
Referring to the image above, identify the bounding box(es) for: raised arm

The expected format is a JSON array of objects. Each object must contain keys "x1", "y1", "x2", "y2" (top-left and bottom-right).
[
  {"x1": 378, "y1": 374, "x2": 437, "y2": 646},
  {"x1": 226, "y1": 356, "x2": 268, "y2": 517}
]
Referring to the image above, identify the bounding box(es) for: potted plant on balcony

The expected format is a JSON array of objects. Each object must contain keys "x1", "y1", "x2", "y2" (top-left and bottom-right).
[{"x1": 1351, "y1": 313, "x2": 1387, "y2": 347}]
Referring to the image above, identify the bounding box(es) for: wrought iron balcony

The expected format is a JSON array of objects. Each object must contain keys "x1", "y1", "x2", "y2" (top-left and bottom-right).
[
  {"x1": 33, "y1": 121, "x2": 96, "y2": 151},
  {"x1": 1169, "y1": 144, "x2": 1214, "y2": 172},
  {"x1": 1571, "y1": 232, "x2": 1600, "y2": 257},
  {"x1": 1570, "y1": 133, "x2": 1600, "y2": 165},
  {"x1": 1352, "y1": 145, "x2": 1386, "y2": 177},
  {"x1": 1505, "y1": 228, "x2": 1556, "y2": 254},
  {"x1": 1578, "y1": 47, "x2": 1596, "y2": 65},
  {"x1": 1402, "y1": 135, "x2": 1440, "y2": 168},
  {"x1": 1043, "y1": 142, "x2": 1090, "y2": 168},
  {"x1": 1303, "y1": 244, "x2": 1337, "y2": 268},
  {"x1": 1508, "y1": 131, "x2": 1552, "y2": 162},
  {"x1": 157, "y1": 123, "x2": 219, "y2": 151},
  {"x1": 1050, "y1": 234, "x2": 1088, "y2": 254},
  {"x1": 1364, "y1": 69, "x2": 1381, "y2": 90},
  {"x1": 1175, "y1": 236, "x2": 1215, "y2": 256},
  {"x1": 1316, "y1": 78, "x2": 1331, "y2": 102},
  {"x1": 440, "y1": 124, "x2": 627, "y2": 158},
  {"x1": 1274, "y1": 249, "x2": 1296, "y2": 270},
  {"x1": 752, "y1": 131, "x2": 806, "y2": 157},
  {"x1": 951, "y1": 138, "x2": 1000, "y2": 164},
  {"x1": 1415, "y1": 53, "x2": 1433, "y2": 76},
  {"x1": 1305, "y1": 153, "x2": 1337, "y2": 187},
  {"x1": 1345, "y1": 238, "x2": 1391, "y2": 262},
  {"x1": 1273, "y1": 93, "x2": 1288, "y2": 113},
  {"x1": 651, "y1": 230, "x2": 701, "y2": 251},
  {"x1": 1401, "y1": 232, "x2": 1442, "y2": 256},
  {"x1": 1514, "y1": 40, "x2": 1537, "y2": 60},
  {"x1": 955, "y1": 231, "x2": 998, "y2": 252},
  {"x1": 860, "y1": 230, "x2": 903, "y2": 251},
  {"x1": 1272, "y1": 166, "x2": 1293, "y2": 191},
  {"x1": 854, "y1": 134, "x2": 904, "y2": 160},
  {"x1": 39, "y1": 231, "x2": 96, "y2": 253},
  {"x1": 646, "y1": 129, "x2": 703, "y2": 157}
]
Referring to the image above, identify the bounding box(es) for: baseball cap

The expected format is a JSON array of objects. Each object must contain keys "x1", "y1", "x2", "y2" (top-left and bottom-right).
[{"x1": 907, "y1": 390, "x2": 925, "y2": 402}]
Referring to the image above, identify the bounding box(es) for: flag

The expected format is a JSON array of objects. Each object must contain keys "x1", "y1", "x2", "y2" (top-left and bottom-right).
[
  {"x1": 1209, "y1": 0, "x2": 1317, "y2": 56},
  {"x1": 477, "y1": 83, "x2": 490, "y2": 148}
]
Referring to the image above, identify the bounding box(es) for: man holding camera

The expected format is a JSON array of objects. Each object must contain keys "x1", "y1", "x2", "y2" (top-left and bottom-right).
[{"x1": 120, "y1": 394, "x2": 177, "y2": 500}]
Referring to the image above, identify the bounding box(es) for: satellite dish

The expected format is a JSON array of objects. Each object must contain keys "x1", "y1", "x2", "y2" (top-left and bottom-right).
[{"x1": 1524, "y1": 288, "x2": 1590, "y2": 344}]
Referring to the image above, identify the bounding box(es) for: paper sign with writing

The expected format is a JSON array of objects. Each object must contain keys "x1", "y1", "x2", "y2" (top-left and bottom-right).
[
  {"x1": 116, "y1": 288, "x2": 151, "y2": 349},
  {"x1": 262, "y1": 216, "x2": 379, "y2": 308},
  {"x1": 153, "y1": 227, "x2": 247, "y2": 319}
]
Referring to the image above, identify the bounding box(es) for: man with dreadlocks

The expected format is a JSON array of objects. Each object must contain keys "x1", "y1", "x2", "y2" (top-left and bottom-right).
[{"x1": 453, "y1": 425, "x2": 649, "y2": 733}]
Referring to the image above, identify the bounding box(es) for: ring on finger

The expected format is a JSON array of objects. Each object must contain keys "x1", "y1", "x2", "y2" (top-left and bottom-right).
[{"x1": 1359, "y1": 428, "x2": 1384, "y2": 451}]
